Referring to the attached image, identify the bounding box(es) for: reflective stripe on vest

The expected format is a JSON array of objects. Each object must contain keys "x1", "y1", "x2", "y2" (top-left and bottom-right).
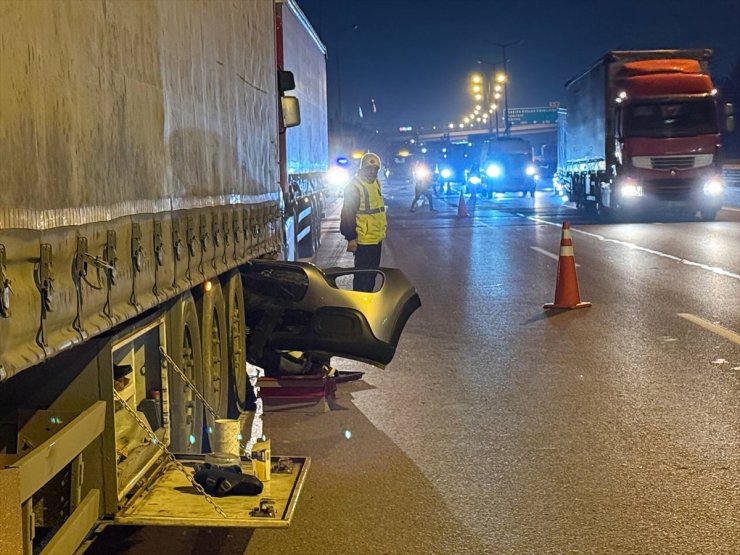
[{"x1": 357, "y1": 206, "x2": 386, "y2": 215}]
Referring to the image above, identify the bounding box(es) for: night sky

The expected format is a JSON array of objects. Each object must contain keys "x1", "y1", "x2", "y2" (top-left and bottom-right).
[{"x1": 298, "y1": 0, "x2": 740, "y2": 130}]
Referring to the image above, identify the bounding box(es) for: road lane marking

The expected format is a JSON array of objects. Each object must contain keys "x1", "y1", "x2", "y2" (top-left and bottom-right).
[
  {"x1": 523, "y1": 215, "x2": 740, "y2": 281},
  {"x1": 677, "y1": 313, "x2": 740, "y2": 345},
  {"x1": 530, "y1": 246, "x2": 580, "y2": 266}
]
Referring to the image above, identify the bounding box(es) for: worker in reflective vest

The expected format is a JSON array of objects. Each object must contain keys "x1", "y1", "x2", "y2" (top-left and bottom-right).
[{"x1": 340, "y1": 152, "x2": 387, "y2": 292}]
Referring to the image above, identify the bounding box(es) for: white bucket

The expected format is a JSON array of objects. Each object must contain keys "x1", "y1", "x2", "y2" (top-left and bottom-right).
[{"x1": 212, "y1": 419, "x2": 241, "y2": 456}]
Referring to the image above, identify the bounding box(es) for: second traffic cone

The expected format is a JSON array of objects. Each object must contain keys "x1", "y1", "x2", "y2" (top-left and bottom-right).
[
  {"x1": 544, "y1": 221, "x2": 591, "y2": 310},
  {"x1": 457, "y1": 190, "x2": 469, "y2": 217}
]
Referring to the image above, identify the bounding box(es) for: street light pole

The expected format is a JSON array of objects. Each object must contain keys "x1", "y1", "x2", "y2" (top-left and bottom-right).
[
  {"x1": 333, "y1": 24, "x2": 359, "y2": 144},
  {"x1": 486, "y1": 39, "x2": 522, "y2": 136},
  {"x1": 476, "y1": 60, "x2": 502, "y2": 138}
]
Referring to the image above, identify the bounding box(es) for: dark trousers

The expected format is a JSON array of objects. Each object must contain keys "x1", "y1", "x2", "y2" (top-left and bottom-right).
[
  {"x1": 410, "y1": 190, "x2": 434, "y2": 210},
  {"x1": 353, "y1": 242, "x2": 382, "y2": 292}
]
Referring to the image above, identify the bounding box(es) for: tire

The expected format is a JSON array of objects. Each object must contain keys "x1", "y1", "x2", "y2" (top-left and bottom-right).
[
  {"x1": 520, "y1": 191, "x2": 526, "y2": 197},
  {"x1": 699, "y1": 207, "x2": 718, "y2": 221},
  {"x1": 224, "y1": 272, "x2": 248, "y2": 415},
  {"x1": 197, "y1": 281, "x2": 229, "y2": 441},
  {"x1": 597, "y1": 202, "x2": 614, "y2": 222},
  {"x1": 166, "y1": 293, "x2": 205, "y2": 454}
]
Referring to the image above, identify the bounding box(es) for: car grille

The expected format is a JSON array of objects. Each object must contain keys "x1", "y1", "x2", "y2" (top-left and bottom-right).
[{"x1": 632, "y1": 154, "x2": 713, "y2": 171}]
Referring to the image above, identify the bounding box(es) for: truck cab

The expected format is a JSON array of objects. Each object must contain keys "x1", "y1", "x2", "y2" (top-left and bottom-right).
[
  {"x1": 558, "y1": 50, "x2": 731, "y2": 221},
  {"x1": 476, "y1": 137, "x2": 538, "y2": 198},
  {"x1": 611, "y1": 58, "x2": 724, "y2": 219}
]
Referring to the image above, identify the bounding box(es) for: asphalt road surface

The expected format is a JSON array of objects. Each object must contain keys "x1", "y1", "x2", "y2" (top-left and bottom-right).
[
  {"x1": 94, "y1": 185, "x2": 739, "y2": 554},
  {"x1": 250, "y1": 185, "x2": 739, "y2": 554}
]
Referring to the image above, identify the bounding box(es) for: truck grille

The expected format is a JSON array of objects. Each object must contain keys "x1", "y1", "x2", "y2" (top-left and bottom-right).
[
  {"x1": 642, "y1": 179, "x2": 695, "y2": 200},
  {"x1": 632, "y1": 154, "x2": 713, "y2": 171}
]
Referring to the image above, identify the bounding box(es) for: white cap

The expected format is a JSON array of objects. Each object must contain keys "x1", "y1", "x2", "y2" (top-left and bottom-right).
[{"x1": 360, "y1": 152, "x2": 381, "y2": 169}]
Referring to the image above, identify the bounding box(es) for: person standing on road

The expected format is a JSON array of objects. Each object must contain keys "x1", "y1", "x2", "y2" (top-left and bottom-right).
[
  {"x1": 410, "y1": 163, "x2": 437, "y2": 212},
  {"x1": 340, "y1": 152, "x2": 387, "y2": 292}
]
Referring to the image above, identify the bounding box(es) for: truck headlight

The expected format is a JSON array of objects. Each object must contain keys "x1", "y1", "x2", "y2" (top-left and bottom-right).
[
  {"x1": 469, "y1": 175, "x2": 481, "y2": 185},
  {"x1": 620, "y1": 181, "x2": 644, "y2": 198},
  {"x1": 486, "y1": 164, "x2": 502, "y2": 178},
  {"x1": 525, "y1": 165, "x2": 537, "y2": 176},
  {"x1": 703, "y1": 178, "x2": 724, "y2": 197},
  {"x1": 440, "y1": 168, "x2": 453, "y2": 179}
]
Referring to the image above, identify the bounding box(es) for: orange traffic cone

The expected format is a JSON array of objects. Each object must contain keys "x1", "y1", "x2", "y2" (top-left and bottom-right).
[
  {"x1": 457, "y1": 190, "x2": 469, "y2": 218},
  {"x1": 544, "y1": 221, "x2": 591, "y2": 310}
]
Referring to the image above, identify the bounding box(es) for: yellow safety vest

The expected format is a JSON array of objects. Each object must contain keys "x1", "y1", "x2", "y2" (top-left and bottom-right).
[{"x1": 353, "y1": 177, "x2": 387, "y2": 244}]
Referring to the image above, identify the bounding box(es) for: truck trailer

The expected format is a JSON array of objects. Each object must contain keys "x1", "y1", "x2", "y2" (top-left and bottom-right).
[
  {"x1": 277, "y1": 0, "x2": 329, "y2": 260},
  {"x1": 556, "y1": 50, "x2": 733, "y2": 220},
  {"x1": 0, "y1": 1, "x2": 419, "y2": 552}
]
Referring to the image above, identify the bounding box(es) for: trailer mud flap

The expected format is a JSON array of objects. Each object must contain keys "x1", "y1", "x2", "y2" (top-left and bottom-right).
[{"x1": 114, "y1": 455, "x2": 309, "y2": 528}]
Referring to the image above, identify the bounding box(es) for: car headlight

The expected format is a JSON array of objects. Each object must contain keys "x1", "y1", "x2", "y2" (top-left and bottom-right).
[
  {"x1": 469, "y1": 175, "x2": 481, "y2": 185},
  {"x1": 440, "y1": 168, "x2": 453, "y2": 179},
  {"x1": 620, "y1": 181, "x2": 644, "y2": 198},
  {"x1": 414, "y1": 165, "x2": 431, "y2": 179},
  {"x1": 327, "y1": 166, "x2": 350, "y2": 188},
  {"x1": 525, "y1": 165, "x2": 537, "y2": 176},
  {"x1": 703, "y1": 178, "x2": 724, "y2": 197},
  {"x1": 486, "y1": 164, "x2": 502, "y2": 178}
]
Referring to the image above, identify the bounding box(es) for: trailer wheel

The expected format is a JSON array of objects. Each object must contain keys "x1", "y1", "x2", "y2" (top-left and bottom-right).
[
  {"x1": 167, "y1": 293, "x2": 205, "y2": 453},
  {"x1": 225, "y1": 272, "x2": 248, "y2": 414},
  {"x1": 198, "y1": 281, "x2": 230, "y2": 439}
]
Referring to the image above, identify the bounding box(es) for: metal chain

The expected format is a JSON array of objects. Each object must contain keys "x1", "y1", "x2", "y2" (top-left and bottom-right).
[
  {"x1": 159, "y1": 346, "x2": 220, "y2": 421},
  {"x1": 159, "y1": 346, "x2": 249, "y2": 455},
  {"x1": 113, "y1": 390, "x2": 229, "y2": 518}
]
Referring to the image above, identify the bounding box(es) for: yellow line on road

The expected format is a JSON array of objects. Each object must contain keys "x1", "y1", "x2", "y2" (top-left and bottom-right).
[{"x1": 677, "y1": 313, "x2": 740, "y2": 345}]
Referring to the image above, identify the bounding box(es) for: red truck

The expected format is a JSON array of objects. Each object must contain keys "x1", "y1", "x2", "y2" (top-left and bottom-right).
[{"x1": 556, "y1": 50, "x2": 734, "y2": 220}]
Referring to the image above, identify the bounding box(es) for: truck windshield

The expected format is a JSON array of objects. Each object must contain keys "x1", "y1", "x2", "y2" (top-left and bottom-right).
[{"x1": 623, "y1": 98, "x2": 718, "y2": 138}]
